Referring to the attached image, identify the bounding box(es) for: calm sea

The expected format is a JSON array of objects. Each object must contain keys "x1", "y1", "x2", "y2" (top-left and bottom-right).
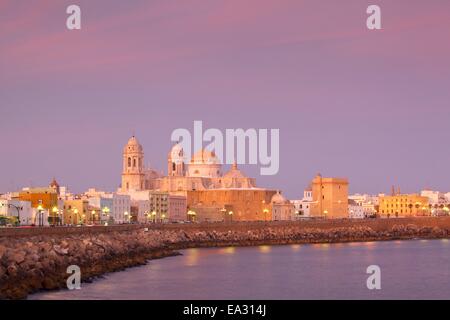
[{"x1": 30, "y1": 239, "x2": 450, "y2": 300}]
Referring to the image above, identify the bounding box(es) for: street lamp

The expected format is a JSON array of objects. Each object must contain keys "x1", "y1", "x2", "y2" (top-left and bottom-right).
[
  {"x1": 73, "y1": 208, "x2": 79, "y2": 225},
  {"x1": 263, "y1": 208, "x2": 269, "y2": 221},
  {"x1": 102, "y1": 207, "x2": 110, "y2": 225},
  {"x1": 151, "y1": 210, "x2": 156, "y2": 223},
  {"x1": 37, "y1": 204, "x2": 44, "y2": 226},
  {"x1": 161, "y1": 213, "x2": 166, "y2": 223},
  {"x1": 228, "y1": 210, "x2": 234, "y2": 222},
  {"x1": 187, "y1": 210, "x2": 196, "y2": 222},
  {"x1": 220, "y1": 208, "x2": 227, "y2": 222},
  {"x1": 52, "y1": 206, "x2": 58, "y2": 226},
  {"x1": 91, "y1": 210, "x2": 96, "y2": 225},
  {"x1": 124, "y1": 211, "x2": 129, "y2": 224}
]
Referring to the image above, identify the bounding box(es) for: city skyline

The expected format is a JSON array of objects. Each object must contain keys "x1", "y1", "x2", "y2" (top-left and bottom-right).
[{"x1": 2, "y1": 0, "x2": 450, "y2": 198}]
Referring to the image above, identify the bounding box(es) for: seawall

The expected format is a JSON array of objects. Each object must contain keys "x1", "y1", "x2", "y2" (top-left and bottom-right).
[{"x1": 1, "y1": 217, "x2": 450, "y2": 299}]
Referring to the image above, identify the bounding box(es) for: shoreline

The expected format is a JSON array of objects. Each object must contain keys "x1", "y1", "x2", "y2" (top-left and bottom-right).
[{"x1": 2, "y1": 217, "x2": 450, "y2": 299}]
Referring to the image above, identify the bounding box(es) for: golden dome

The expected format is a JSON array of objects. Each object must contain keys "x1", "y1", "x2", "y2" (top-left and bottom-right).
[
  {"x1": 271, "y1": 191, "x2": 289, "y2": 204},
  {"x1": 190, "y1": 149, "x2": 220, "y2": 164}
]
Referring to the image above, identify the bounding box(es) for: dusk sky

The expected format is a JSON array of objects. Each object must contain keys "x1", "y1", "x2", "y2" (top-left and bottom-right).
[{"x1": 1, "y1": 0, "x2": 450, "y2": 198}]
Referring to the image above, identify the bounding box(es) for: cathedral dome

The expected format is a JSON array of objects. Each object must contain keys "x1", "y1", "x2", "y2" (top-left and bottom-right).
[
  {"x1": 223, "y1": 162, "x2": 247, "y2": 179},
  {"x1": 190, "y1": 149, "x2": 221, "y2": 164},
  {"x1": 271, "y1": 191, "x2": 289, "y2": 204},
  {"x1": 124, "y1": 136, "x2": 143, "y2": 153}
]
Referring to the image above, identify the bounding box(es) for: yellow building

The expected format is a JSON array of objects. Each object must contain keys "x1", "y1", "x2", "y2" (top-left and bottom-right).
[
  {"x1": 310, "y1": 174, "x2": 349, "y2": 219},
  {"x1": 378, "y1": 194, "x2": 429, "y2": 217},
  {"x1": 63, "y1": 199, "x2": 90, "y2": 225}
]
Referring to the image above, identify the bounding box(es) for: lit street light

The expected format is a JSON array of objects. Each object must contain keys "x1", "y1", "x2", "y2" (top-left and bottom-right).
[
  {"x1": 187, "y1": 210, "x2": 196, "y2": 222},
  {"x1": 228, "y1": 210, "x2": 234, "y2": 222},
  {"x1": 37, "y1": 203, "x2": 44, "y2": 227},
  {"x1": 52, "y1": 206, "x2": 59, "y2": 226}
]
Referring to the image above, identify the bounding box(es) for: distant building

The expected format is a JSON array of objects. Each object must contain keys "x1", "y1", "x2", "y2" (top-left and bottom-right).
[
  {"x1": 310, "y1": 174, "x2": 349, "y2": 219},
  {"x1": 348, "y1": 199, "x2": 365, "y2": 219},
  {"x1": 291, "y1": 186, "x2": 314, "y2": 219},
  {"x1": 420, "y1": 189, "x2": 446, "y2": 205},
  {"x1": 378, "y1": 192, "x2": 429, "y2": 217},
  {"x1": 12, "y1": 186, "x2": 58, "y2": 225},
  {"x1": 126, "y1": 190, "x2": 186, "y2": 223},
  {"x1": 348, "y1": 193, "x2": 377, "y2": 217},
  {"x1": 445, "y1": 192, "x2": 450, "y2": 204},
  {"x1": 168, "y1": 194, "x2": 187, "y2": 222},
  {"x1": 0, "y1": 199, "x2": 33, "y2": 225},
  {"x1": 63, "y1": 199, "x2": 90, "y2": 225},
  {"x1": 271, "y1": 191, "x2": 295, "y2": 221},
  {"x1": 84, "y1": 189, "x2": 130, "y2": 224},
  {"x1": 187, "y1": 189, "x2": 276, "y2": 222}
]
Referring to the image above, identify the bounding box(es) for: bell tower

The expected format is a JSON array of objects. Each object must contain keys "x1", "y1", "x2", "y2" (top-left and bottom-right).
[
  {"x1": 167, "y1": 143, "x2": 185, "y2": 177},
  {"x1": 121, "y1": 136, "x2": 145, "y2": 192}
]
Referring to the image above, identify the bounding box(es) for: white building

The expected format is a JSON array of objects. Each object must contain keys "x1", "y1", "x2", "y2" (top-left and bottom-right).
[
  {"x1": 0, "y1": 199, "x2": 33, "y2": 225},
  {"x1": 348, "y1": 199, "x2": 365, "y2": 219},
  {"x1": 421, "y1": 189, "x2": 446, "y2": 205},
  {"x1": 348, "y1": 193, "x2": 377, "y2": 217},
  {"x1": 271, "y1": 191, "x2": 295, "y2": 221},
  {"x1": 291, "y1": 188, "x2": 314, "y2": 219},
  {"x1": 84, "y1": 188, "x2": 131, "y2": 224}
]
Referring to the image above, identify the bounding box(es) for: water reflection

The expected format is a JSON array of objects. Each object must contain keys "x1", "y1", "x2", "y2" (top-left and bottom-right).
[
  {"x1": 258, "y1": 245, "x2": 271, "y2": 253},
  {"x1": 29, "y1": 239, "x2": 450, "y2": 300}
]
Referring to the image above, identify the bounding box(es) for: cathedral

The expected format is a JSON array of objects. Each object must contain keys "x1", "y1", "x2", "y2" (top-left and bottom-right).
[
  {"x1": 121, "y1": 136, "x2": 293, "y2": 221},
  {"x1": 121, "y1": 136, "x2": 257, "y2": 193}
]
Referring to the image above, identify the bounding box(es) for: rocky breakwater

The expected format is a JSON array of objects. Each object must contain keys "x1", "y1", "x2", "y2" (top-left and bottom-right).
[{"x1": 1, "y1": 222, "x2": 449, "y2": 299}]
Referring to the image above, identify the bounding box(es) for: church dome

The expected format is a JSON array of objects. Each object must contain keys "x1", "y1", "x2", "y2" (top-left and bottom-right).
[
  {"x1": 223, "y1": 162, "x2": 247, "y2": 179},
  {"x1": 124, "y1": 136, "x2": 143, "y2": 153},
  {"x1": 190, "y1": 149, "x2": 221, "y2": 164},
  {"x1": 271, "y1": 191, "x2": 289, "y2": 204}
]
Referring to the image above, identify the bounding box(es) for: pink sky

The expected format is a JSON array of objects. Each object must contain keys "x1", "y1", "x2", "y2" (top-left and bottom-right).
[{"x1": 1, "y1": 0, "x2": 450, "y2": 197}]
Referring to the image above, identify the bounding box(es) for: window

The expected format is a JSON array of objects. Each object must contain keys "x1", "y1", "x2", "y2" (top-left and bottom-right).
[{"x1": 128, "y1": 157, "x2": 131, "y2": 167}]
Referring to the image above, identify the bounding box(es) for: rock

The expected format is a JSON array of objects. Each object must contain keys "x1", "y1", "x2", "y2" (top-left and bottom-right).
[
  {"x1": 6, "y1": 263, "x2": 18, "y2": 277},
  {"x1": 0, "y1": 244, "x2": 7, "y2": 259},
  {"x1": 8, "y1": 251, "x2": 26, "y2": 265},
  {"x1": 53, "y1": 245, "x2": 69, "y2": 255},
  {"x1": 0, "y1": 266, "x2": 6, "y2": 278}
]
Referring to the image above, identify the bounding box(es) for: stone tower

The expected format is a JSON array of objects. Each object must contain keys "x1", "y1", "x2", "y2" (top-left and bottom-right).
[
  {"x1": 167, "y1": 143, "x2": 185, "y2": 177},
  {"x1": 121, "y1": 136, "x2": 145, "y2": 192}
]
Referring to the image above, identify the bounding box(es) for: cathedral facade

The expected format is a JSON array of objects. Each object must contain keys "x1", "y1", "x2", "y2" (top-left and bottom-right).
[{"x1": 121, "y1": 136, "x2": 291, "y2": 221}]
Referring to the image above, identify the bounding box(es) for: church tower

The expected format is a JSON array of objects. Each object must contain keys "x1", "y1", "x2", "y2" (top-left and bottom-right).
[
  {"x1": 167, "y1": 143, "x2": 185, "y2": 177},
  {"x1": 121, "y1": 136, "x2": 145, "y2": 192}
]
